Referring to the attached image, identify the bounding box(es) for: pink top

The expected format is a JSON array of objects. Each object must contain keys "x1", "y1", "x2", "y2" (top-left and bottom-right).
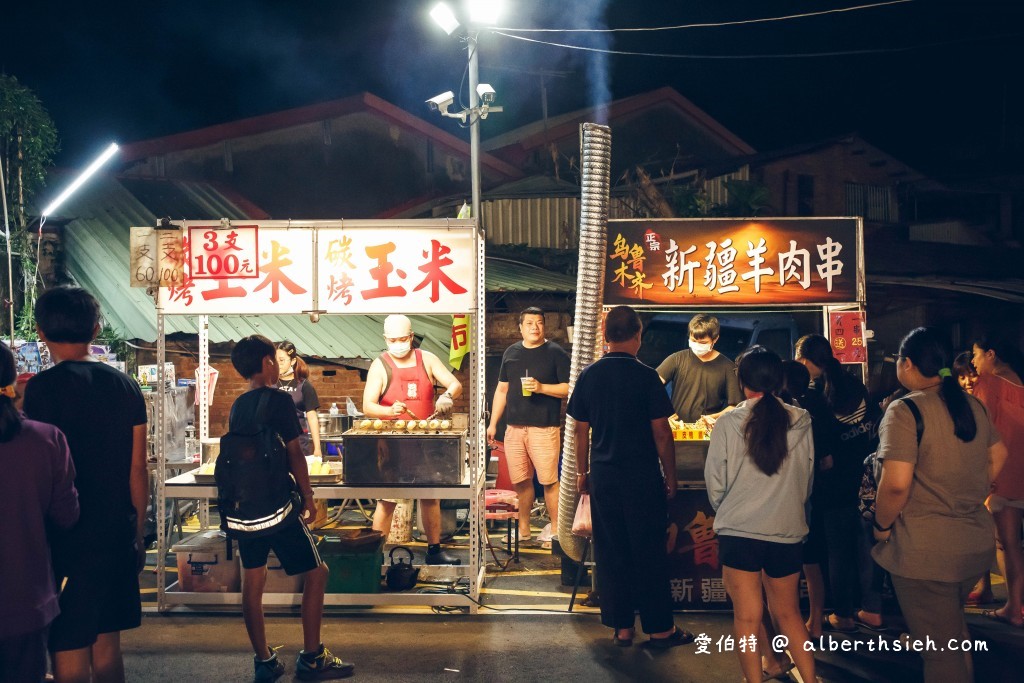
[{"x1": 974, "y1": 373, "x2": 1024, "y2": 501}]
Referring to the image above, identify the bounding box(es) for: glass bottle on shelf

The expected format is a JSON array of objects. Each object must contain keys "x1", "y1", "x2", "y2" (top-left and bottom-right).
[{"x1": 184, "y1": 423, "x2": 198, "y2": 463}]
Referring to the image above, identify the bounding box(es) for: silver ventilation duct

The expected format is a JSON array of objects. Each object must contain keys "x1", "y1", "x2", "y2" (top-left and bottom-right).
[{"x1": 557, "y1": 123, "x2": 611, "y2": 562}]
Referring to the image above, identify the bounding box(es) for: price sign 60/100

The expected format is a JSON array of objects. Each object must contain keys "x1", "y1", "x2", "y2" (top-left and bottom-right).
[{"x1": 188, "y1": 226, "x2": 260, "y2": 280}]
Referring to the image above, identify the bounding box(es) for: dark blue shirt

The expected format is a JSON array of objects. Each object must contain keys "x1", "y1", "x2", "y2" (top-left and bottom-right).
[{"x1": 566, "y1": 352, "x2": 674, "y2": 468}]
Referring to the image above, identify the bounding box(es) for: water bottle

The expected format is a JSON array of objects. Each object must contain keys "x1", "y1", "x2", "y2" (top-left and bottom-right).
[
  {"x1": 184, "y1": 423, "x2": 197, "y2": 463},
  {"x1": 329, "y1": 402, "x2": 339, "y2": 416}
]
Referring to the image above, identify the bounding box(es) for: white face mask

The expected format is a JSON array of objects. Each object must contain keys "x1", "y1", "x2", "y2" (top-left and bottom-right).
[
  {"x1": 388, "y1": 341, "x2": 411, "y2": 357},
  {"x1": 689, "y1": 340, "x2": 713, "y2": 357}
]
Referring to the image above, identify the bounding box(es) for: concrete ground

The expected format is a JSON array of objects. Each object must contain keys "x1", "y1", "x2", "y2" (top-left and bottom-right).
[
  {"x1": 122, "y1": 609, "x2": 1024, "y2": 683},
  {"x1": 135, "y1": 507, "x2": 1023, "y2": 682}
]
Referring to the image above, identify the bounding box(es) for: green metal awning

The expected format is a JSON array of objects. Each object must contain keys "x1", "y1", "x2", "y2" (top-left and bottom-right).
[{"x1": 58, "y1": 175, "x2": 576, "y2": 360}]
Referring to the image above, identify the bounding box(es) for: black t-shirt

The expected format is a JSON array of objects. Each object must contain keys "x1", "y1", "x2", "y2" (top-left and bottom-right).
[
  {"x1": 656, "y1": 350, "x2": 743, "y2": 422},
  {"x1": 278, "y1": 377, "x2": 320, "y2": 431},
  {"x1": 23, "y1": 360, "x2": 147, "y2": 548},
  {"x1": 497, "y1": 340, "x2": 571, "y2": 427},
  {"x1": 230, "y1": 387, "x2": 303, "y2": 446},
  {"x1": 566, "y1": 352, "x2": 674, "y2": 469},
  {"x1": 808, "y1": 376, "x2": 879, "y2": 510}
]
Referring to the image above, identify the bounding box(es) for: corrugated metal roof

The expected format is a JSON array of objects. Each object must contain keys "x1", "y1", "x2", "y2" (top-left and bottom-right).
[
  {"x1": 485, "y1": 258, "x2": 576, "y2": 292},
  {"x1": 57, "y1": 176, "x2": 455, "y2": 358},
  {"x1": 57, "y1": 175, "x2": 571, "y2": 359}
]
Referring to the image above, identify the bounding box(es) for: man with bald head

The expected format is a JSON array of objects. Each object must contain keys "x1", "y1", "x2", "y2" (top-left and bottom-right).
[{"x1": 363, "y1": 315, "x2": 463, "y2": 564}]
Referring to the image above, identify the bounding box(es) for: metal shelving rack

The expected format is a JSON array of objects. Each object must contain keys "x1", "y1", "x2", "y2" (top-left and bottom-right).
[{"x1": 152, "y1": 219, "x2": 486, "y2": 613}]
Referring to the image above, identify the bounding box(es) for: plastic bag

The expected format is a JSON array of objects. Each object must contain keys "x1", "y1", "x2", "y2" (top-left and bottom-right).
[{"x1": 572, "y1": 493, "x2": 592, "y2": 538}]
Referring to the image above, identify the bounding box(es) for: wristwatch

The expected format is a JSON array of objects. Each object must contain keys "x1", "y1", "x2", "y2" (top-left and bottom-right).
[{"x1": 872, "y1": 519, "x2": 894, "y2": 532}]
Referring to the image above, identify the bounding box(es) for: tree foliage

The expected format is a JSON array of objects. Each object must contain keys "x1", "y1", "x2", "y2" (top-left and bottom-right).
[{"x1": 0, "y1": 75, "x2": 59, "y2": 338}]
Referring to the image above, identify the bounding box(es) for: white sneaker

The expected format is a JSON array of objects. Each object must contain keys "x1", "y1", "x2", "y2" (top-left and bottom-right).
[{"x1": 537, "y1": 523, "x2": 553, "y2": 543}]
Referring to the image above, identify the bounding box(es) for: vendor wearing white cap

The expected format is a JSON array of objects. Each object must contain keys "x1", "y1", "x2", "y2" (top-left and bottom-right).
[{"x1": 363, "y1": 314, "x2": 462, "y2": 565}]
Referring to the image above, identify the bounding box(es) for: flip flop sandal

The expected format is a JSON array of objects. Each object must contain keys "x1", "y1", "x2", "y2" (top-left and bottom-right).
[
  {"x1": 823, "y1": 614, "x2": 858, "y2": 634},
  {"x1": 982, "y1": 609, "x2": 1024, "y2": 628},
  {"x1": 613, "y1": 629, "x2": 634, "y2": 647},
  {"x1": 853, "y1": 611, "x2": 888, "y2": 632},
  {"x1": 966, "y1": 591, "x2": 994, "y2": 606},
  {"x1": 643, "y1": 627, "x2": 696, "y2": 649},
  {"x1": 762, "y1": 661, "x2": 796, "y2": 681}
]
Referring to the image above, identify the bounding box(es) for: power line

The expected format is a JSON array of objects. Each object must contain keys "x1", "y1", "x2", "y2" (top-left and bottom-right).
[
  {"x1": 495, "y1": 0, "x2": 913, "y2": 33},
  {"x1": 490, "y1": 29, "x2": 1023, "y2": 60}
]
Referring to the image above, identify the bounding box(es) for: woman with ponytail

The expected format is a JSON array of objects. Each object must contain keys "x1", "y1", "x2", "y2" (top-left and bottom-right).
[
  {"x1": 0, "y1": 342, "x2": 80, "y2": 682},
  {"x1": 971, "y1": 333, "x2": 1024, "y2": 627},
  {"x1": 873, "y1": 328, "x2": 1006, "y2": 681},
  {"x1": 276, "y1": 341, "x2": 322, "y2": 458},
  {"x1": 705, "y1": 346, "x2": 816, "y2": 683},
  {"x1": 795, "y1": 333, "x2": 884, "y2": 633}
]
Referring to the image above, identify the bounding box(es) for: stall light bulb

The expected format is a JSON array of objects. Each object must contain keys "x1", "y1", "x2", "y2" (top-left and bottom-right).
[
  {"x1": 467, "y1": 0, "x2": 504, "y2": 25},
  {"x1": 42, "y1": 142, "x2": 120, "y2": 218},
  {"x1": 430, "y1": 3, "x2": 460, "y2": 35}
]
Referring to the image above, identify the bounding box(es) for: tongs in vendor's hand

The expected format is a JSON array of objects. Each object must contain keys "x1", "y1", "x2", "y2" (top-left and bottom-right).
[{"x1": 402, "y1": 407, "x2": 439, "y2": 421}]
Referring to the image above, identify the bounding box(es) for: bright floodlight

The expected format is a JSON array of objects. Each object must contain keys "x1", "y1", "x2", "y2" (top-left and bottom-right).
[
  {"x1": 41, "y1": 142, "x2": 120, "y2": 218},
  {"x1": 467, "y1": 0, "x2": 504, "y2": 25},
  {"x1": 430, "y1": 3, "x2": 460, "y2": 35}
]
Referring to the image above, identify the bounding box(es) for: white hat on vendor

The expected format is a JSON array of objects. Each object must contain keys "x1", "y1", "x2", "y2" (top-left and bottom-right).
[
  {"x1": 383, "y1": 314, "x2": 412, "y2": 338},
  {"x1": 383, "y1": 315, "x2": 414, "y2": 359}
]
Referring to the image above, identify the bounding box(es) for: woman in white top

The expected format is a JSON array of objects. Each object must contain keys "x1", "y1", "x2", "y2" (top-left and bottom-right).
[{"x1": 705, "y1": 347, "x2": 815, "y2": 683}]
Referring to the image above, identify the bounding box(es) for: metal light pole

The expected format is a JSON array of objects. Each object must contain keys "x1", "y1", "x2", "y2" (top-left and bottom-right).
[
  {"x1": 429, "y1": 2, "x2": 502, "y2": 226},
  {"x1": 467, "y1": 33, "x2": 482, "y2": 222}
]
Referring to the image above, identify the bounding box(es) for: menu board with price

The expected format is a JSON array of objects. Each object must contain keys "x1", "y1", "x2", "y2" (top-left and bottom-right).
[{"x1": 829, "y1": 311, "x2": 867, "y2": 363}]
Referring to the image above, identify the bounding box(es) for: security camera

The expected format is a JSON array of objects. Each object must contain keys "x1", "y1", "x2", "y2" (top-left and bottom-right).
[
  {"x1": 476, "y1": 83, "x2": 496, "y2": 104},
  {"x1": 426, "y1": 91, "x2": 455, "y2": 114}
]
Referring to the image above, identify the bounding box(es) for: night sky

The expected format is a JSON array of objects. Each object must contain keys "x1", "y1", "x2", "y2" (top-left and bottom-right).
[{"x1": 4, "y1": 0, "x2": 1021, "y2": 177}]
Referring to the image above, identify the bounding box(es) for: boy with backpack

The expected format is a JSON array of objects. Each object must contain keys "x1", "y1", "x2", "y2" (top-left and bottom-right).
[{"x1": 222, "y1": 335, "x2": 354, "y2": 681}]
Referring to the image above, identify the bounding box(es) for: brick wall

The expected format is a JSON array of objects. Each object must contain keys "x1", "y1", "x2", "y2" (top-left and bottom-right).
[{"x1": 485, "y1": 311, "x2": 572, "y2": 353}]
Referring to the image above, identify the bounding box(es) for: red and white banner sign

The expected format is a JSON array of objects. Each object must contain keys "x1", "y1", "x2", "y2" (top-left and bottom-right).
[
  {"x1": 317, "y1": 228, "x2": 473, "y2": 314},
  {"x1": 188, "y1": 226, "x2": 260, "y2": 279},
  {"x1": 157, "y1": 223, "x2": 475, "y2": 315}
]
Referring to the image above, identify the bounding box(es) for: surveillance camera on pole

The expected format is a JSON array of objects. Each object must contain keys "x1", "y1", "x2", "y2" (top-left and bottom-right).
[
  {"x1": 476, "y1": 83, "x2": 496, "y2": 104},
  {"x1": 425, "y1": 91, "x2": 456, "y2": 115}
]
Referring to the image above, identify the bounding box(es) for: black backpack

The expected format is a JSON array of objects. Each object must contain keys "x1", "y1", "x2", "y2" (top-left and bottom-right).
[
  {"x1": 859, "y1": 397, "x2": 923, "y2": 519},
  {"x1": 215, "y1": 390, "x2": 300, "y2": 539}
]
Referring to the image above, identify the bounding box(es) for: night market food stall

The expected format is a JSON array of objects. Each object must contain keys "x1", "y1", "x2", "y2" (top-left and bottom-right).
[
  {"x1": 135, "y1": 218, "x2": 486, "y2": 613},
  {"x1": 599, "y1": 216, "x2": 866, "y2": 611}
]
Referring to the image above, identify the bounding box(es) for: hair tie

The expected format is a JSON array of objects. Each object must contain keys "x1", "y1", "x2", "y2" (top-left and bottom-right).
[
  {"x1": 938, "y1": 367, "x2": 952, "y2": 378},
  {"x1": 0, "y1": 385, "x2": 15, "y2": 398}
]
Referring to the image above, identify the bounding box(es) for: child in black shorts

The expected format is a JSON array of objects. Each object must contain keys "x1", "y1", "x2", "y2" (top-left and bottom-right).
[{"x1": 229, "y1": 335, "x2": 354, "y2": 681}]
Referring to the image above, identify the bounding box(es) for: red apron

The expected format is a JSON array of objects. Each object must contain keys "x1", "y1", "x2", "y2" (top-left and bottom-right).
[{"x1": 380, "y1": 350, "x2": 435, "y2": 420}]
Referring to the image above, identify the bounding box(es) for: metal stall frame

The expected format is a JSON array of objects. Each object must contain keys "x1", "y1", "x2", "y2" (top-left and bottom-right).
[
  {"x1": 589, "y1": 216, "x2": 867, "y2": 613},
  {"x1": 154, "y1": 219, "x2": 486, "y2": 613}
]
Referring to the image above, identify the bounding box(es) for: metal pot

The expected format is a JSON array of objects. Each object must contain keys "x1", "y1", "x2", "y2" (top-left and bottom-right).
[
  {"x1": 319, "y1": 413, "x2": 352, "y2": 436},
  {"x1": 330, "y1": 414, "x2": 352, "y2": 435}
]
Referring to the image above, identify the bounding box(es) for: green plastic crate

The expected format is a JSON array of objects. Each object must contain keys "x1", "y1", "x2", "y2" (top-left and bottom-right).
[{"x1": 319, "y1": 537, "x2": 383, "y2": 594}]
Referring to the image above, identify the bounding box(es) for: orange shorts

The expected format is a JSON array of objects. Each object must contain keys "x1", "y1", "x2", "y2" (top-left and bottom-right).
[{"x1": 503, "y1": 425, "x2": 560, "y2": 485}]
